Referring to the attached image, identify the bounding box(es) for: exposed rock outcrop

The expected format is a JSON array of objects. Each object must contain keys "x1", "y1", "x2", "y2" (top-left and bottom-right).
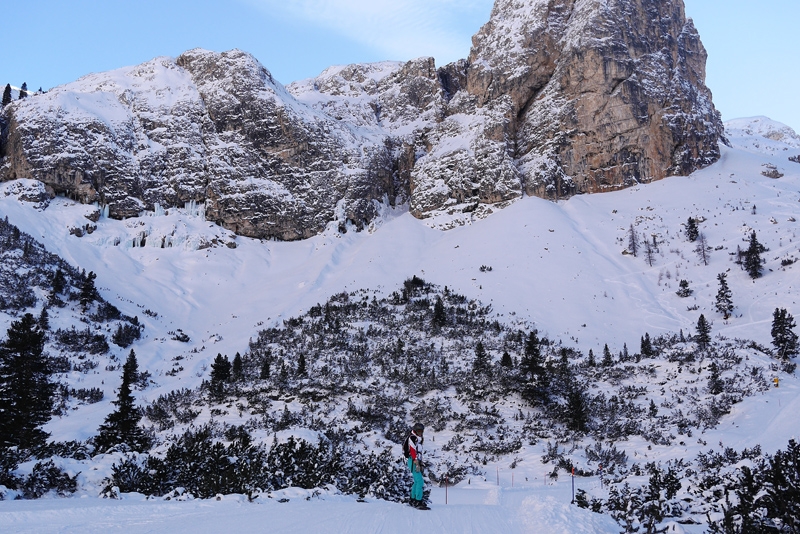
[
  {"x1": 0, "y1": 0, "x2": 722, "y2": 239},
  {"x1": 0, "y1": 50, "x2": 398, "y2": 240}
]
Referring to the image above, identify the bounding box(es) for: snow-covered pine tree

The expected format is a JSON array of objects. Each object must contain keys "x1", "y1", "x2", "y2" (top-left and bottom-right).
[
  {"x1": 648, "y1": 399, "x2": 658, "y2": 418},
  {"x1": 0, "y1": 313, "x2": 53, "y2": 450},
  {"x1": 473, "y1": 340, "x2": 490, "y2": 375},
  {"x1": 745, "y1": 231, "x2": 765, "y2": 279},
  {"x1": 79, "y1": 271, "x2": 98, "y2": 312},
  {"x1": 707, "y1": 362, "x2": 723, "y2": 395},
  {"x1": 18, "y1": 82, "x2": 27, "y2": 100},
  {"x1": 49, "y1": 268, "x2": 67, "y2": 306},
  {"x1": 38, "y1": 306, "x2": 50, "y2": 331},
  {"x1": 259, "y1": 357, "x2": 271, "y2": 379},
  {"x1": 520, "y1": 331, "x2": 549, "y2": 405},
  {"x1": 771, "y1": 308, "x2": 799, "y2": 360},
  {"x1": 602, "y1": 344, "x2": 614, "y2": 367},
  {"x1": 565, "y1": 381, "x2": 589, "y2": 432},
  {"x1": 695, "y1": 315, "x2": 712, "y2": 349},
  {"x1": 640, "y1": 333, "x2": 655, "y2": 358},
  {"x1": 686, "y1": 217, "x2": 699, "y2": 242},
  {"x1": 1, "y1": 84, "x2": 11, "y2": 106},
  {"x1": 715, "y1": 272, "x2": 734, "y2": 319},
  {"x1": 520, "y1": 331, "x2": 541, "y2": 377},
  {"x1": 432, "y1": 296, "x2": 447, "y2": 328},
  {"x1": 231, "y1": 352, "x2": 243, "y2": 381},
  {"x1": 676, "y1": 279, "x2": 693, "y2": 297},
  {"x1": 95, "y1": 350, "x2": 149, "y2": 452},
  {"x1": 209, "y1": 354, "x2": 231, "y2": 398},
  {"x1": 296, "y1": 352, "x2": 307, "y2": 377}
]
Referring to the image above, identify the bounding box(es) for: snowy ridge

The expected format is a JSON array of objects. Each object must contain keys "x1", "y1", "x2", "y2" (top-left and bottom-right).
[{"x1": 725, "y1": 116, "x2": 800, "y2": 157}]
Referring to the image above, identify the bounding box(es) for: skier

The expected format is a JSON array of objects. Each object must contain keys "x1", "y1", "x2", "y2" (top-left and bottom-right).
[{"x1": 403, "y1": 422, "x2": 428, "y2": 509}]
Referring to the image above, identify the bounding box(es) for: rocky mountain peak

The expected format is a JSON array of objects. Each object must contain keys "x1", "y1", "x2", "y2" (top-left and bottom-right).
[
  {"x1": 459, "y1": 0, "x2": 723, "y2": 198},
  {"x1": 0, "y1": 0, "x2": 722, "y2": 239}
]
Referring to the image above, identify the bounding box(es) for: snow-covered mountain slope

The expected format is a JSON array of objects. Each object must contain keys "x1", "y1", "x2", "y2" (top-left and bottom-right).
[
  {"x1": 0, "y1": 119, "x2": 797, "y2": 429},
  {"x1": 725, "y1": 116, "x2": 800, "y2": 154},
  {"x1": 0, "y1": 121, "x2": 799, "y2": 532}
]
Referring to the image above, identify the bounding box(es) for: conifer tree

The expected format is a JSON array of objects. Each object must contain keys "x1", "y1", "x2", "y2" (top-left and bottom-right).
[
  {"x1": 231, "y1": 352, "x2": 243, "y2": 381},
  {"x1": 49, "y1": 268, "x2": 66, "y2": 305},
  {"x1": 707, "y1": 362, "x2": 723, "y2": 395},
  {"x1": 686, "y1": 217, "x2": 699, "y2": 242},
  {"x1": 2, "y1": 84, "x2": 11, "y2": 106},
  {"x1": 18, "y1": 82, "x2": 27, "y2": 99},
  {"x1": 473, "y1": 340, "x2": 490, "y2": 375},
  {"x1": 38, "y1": 306, "x2": 50, "y2": 331},
  {"x1": 640, "y1": 333, "x2": 654, "y2": 358},
  {"x1": 79, "y1": 271, "x2": 98, "y2": 311},
  {"x1": 95, "y1": 350, "x2": 148, "y2": 452},
  {"x1": 520, "y1": 332, "x2": 549, "y2": 405},
  {"x1": 259, "y1": 357, "x2": 270, "y2": 380},
  {"x1": 432, "y1": 296, "x2": 447, "y2": 328},
  {"x1": 586, "y1": 349, "x2": 596, "y2": 367},
  {"x1": 744, "y1": 231, "x2": 765, "y2": 279},
  {"x1": 771, "y1": 308, "x2": 799, "y2": 360},
  {"x1": 209, "y1": 354, "x2": 231, "y2": 398},
  {"x1": 500, "y1": 351, "x2": 512, "y2": 368},
  {"x1": 627, "y1": 224, "x2": 639, "y2": 257},
  {"x1": 520, "y1": 331, "x2": 543, "y2": 378},
  {"x1": 676, "y1": 279, "x2": 693, "y2": 297},
  {"x1": 602, "y1": 344, "x2": 614, "y2": 367},
  {"x1": 296, "y1": 352, "x2": 307, "y2": 377},
  {"x1": 643, "y1": 233, "x2": 656, "y2": 266},
  {"x1": 0, "y1": 313, "x2": 53, "y2": 450},
  {"x1": 695, "y1": 232, "x2": 710, "y2": 266},
  {"x1": 714, "y1": 272, "x2": 734, "y2": 319},
  {"x1": 566, "y1": 381, "x2": 589, "y2": 432},
  {"x1": 695, "y1": 315, "x2": 712, "y2": 349},
  {"x1": 648, "y1": 399, "x2": 658, "y2": 418}
]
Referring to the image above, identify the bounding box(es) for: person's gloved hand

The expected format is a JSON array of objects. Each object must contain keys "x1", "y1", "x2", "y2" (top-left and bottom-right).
[{"x1": 413, "y1": 459, "x2": 420, "y2": 472}]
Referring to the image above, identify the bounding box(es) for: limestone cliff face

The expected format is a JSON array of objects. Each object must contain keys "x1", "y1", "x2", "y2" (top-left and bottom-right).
[
  {"x1": 0, "y1": 0, "x2": 722, "y2": 238},
  {"x1": 287, "y1": 0, "x2": 722, "y2": 221},
  {"x1": 461, "y1": 0, "x2": 723, "y2": 198}
]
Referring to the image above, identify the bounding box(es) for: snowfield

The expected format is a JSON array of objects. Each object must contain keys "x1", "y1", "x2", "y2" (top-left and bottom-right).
[
  {"x1": 0, "y1": 117, "x2": 799, "y2": 532},
  {"x1": 0, "y1": 482, "x2": 624, "y2": 534}
]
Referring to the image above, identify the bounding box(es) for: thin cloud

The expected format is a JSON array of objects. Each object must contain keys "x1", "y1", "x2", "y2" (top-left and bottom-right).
[{"x1": 244, "y1": 0, "x2": 493, "y2": 64}]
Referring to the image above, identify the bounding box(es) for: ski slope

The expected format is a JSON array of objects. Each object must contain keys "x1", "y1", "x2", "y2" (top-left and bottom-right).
[{"x1": 0, "y1": 479, "x2": 623, "y2": 533}]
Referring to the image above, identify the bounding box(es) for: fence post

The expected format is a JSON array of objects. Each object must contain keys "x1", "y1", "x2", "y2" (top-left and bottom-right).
[{"x1": 571, "y1": 467, "x2": 575, "y2": 504}]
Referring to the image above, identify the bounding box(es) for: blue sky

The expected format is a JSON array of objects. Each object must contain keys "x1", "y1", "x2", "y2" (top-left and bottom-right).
[{"x1": 2, "y1": 0, "x2": 798, "y2": 131}]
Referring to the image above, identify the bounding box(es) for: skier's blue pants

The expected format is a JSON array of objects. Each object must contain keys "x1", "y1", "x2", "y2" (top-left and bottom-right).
[{"x1": 408, "y1": 457, "x2": 423, "y2": 501}]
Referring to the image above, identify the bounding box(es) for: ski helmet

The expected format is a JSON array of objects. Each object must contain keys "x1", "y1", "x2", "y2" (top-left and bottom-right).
[{"x1": 413, "y1": 423, "x2": 424, "y2": 433}]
